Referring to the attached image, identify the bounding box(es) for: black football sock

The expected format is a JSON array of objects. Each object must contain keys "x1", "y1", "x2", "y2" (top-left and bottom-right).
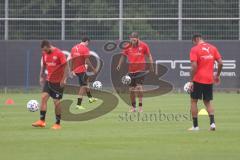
[
  {"x1": 77, "y1": 98, "x2": 82, "y2": 105},
  {"x1": 193, "y1": 117, "x2": 198, "y2": 127},
  {"x1": 55, "y1": 114, "x2": 61, "y2": 125},
  {"x1": 132, "y1": 102, "x2": 136, "y2": 108},
  {"x1": 87, "y1": 91, "x2": 92, "y2": 98},
  {"x1": 40, "y1": 110, "x2": 46, "y2": 121},
  {"x1": 209, "y1": 114, "x2": 215, "y2": 124}
]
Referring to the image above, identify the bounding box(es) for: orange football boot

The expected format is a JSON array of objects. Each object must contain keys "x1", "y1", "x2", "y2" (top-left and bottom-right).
[
  {"x1": 32, "y1": 120, "x2": 46, "y2": 128},
  {"x1": 51, "y1": 124, "x2": 61, "y2": 130}
]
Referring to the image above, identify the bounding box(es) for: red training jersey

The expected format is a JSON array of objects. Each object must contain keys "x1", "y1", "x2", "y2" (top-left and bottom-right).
[
  {"x1": 71, "y1": 43, "x2": 90, "y2": 73},
  {"x1": 190, "y1": 42, "x2": 222, "y2": 84},
  {"x1": 122, "y1": 41, "x2": 151, "y2": 73},
  {"x1": 42, "y1": 47, "x2": 67, "y2": 83}
]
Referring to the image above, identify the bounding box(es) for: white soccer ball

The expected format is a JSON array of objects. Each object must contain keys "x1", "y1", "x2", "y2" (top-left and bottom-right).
[
  {"x1": 184, "y1": 82, "x2": 192, "y2": 94},
  {"x1": 121, "y1": 75, "x2": 131, "y2": 85},
  {"x1": 92, "y1": 81, "x2": 102, "y2": 90},
  {"x1": 27, "y1": 100, "x2": 39, "y2": 112}
]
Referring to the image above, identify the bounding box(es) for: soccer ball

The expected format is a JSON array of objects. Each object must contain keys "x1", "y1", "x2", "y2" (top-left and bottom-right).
[
  {"x1": 121, "y1": 75, "x2": 131, "y2": 85},
  {"x1": 184, "y1": 82, "x2": 192, "y2": 94},
  {"x1": 27, "y1": 100, "x2": 39, "y2": 112},
  {"x1": 92, "y1": 81, "x2": 102, "y2": 90}
]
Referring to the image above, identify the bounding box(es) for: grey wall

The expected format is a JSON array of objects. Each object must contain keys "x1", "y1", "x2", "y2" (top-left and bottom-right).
[{"x1": 0, "y1": 40, "x2": 239, "y2": 89}]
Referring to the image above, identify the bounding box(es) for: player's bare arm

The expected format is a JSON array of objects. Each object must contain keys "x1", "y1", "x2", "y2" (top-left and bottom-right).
[
  {"x1": 214, "y1": 58, "x2": 223, "y2": 83},
  {"x1": 67, "y1": 55, "x2": 76, "y2": 78},
  {"x1": 116, "y1": 54, "x2": 125, "y2": 71},
  {"x1": 60, "y1": 63, "x2": 69, "y2": 87},
  {"x1": 190, "y1": 61, "x2": 198, "y2": 90},
  {"x1": 190, "y1": 61, "x2": 197, "y2": 82},
  {"x1": 146, "y1": 54, "x2": 154, "y2": 72},
  {"x1": 86, "y1": 57, "x2": 97, "y2": 74},
  {"x1": 39, "y1": 59, "x2": 46, "y2": 86}
]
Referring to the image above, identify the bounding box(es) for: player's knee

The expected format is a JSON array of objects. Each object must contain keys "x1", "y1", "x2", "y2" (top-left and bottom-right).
[
  {"x1": 136, "y1": 84, "x2": 141, "y2": 87},
  {"x1": 136, "y1": 84, "x2": 143, "y2": 90},
  {"x1": 191, "y1": 99, "x2": 198, "y2": 104},
  {"x1": 53, "y1": 100, "x2": 61, "y2": 107},
  {"x1": 41, "y1": 94, "x2": 49, "y2": 102},
  {"x1": 80, "y1": 85, "x2": 87, "y2": 90},
  {"x1": 203, "y1": 100, "x2": 211, "y2": 106},
  {"x1": 129, "y1": 87, "x2": 134, "y2": 92}
]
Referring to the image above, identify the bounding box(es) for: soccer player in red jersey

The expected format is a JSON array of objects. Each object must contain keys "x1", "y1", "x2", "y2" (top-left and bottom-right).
[
  {"x1": 70, "y1": 37, "x2": 97, "y2": 109},
  {"x1": 117, "y1": 32, "x2": 154, "y2": 112},
  {"x1": 32, "y1": 40, "x2": 67, "y2": 130},
  {"x1": 188, "y1": 34, "x2": 223, "y2": 131}
]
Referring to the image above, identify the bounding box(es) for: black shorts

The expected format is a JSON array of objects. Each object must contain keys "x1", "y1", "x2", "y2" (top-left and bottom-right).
[
  {"x1": 191, "y1": 81, "x2": 213, "y2": 101},
  {"x1": 76, "y1": 72, "x2": 88, "y2": 86},
  {"x1": 128, "y1": 72, "x2": 145, "y2": 87},
  {"x1": 43, "y1": 81, "x2": 64, "y2": 100}
]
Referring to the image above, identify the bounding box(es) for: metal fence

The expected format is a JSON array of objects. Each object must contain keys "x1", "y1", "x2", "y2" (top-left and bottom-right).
[{"x1": 0, "y1": 0, "x2": 240, "y2": 40}]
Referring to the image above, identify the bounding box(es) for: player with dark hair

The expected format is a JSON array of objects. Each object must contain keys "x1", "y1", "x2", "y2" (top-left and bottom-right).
[
  {"x1": 32, "y1": 40, "x2": 67, "y2": 129},
  {"x1": 117, "y1": 32, "x2": 154, "y2": 112},
  {"x1": 70, "y1": 36, "x2": 97, "y2": 109},
  {"x1": 188, "y1": 34, "x2": 223, "y2": 131}
]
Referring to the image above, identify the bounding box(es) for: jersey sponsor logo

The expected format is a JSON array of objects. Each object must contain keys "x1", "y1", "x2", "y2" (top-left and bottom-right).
[
  {"x1": 53, "y1": 56, "x2": 58, "y2": 60},
  {"x1": 44, "y1": 57, "x2": 57, "y2": 66},
  {"x1": 200, "y1": 54, "x2": 214, "y2": 60},
  {"x1": 156, "y1": 60, "x2": 237, "y2": 77},
  {"x1": 46, "y1": 62, "x2": 57, "y2": 66},
  {"x1": 135, "y1": 52, "x2": 142, "y2": 56},
  {"x1": 72, "y1": 51, "x2": 80, "y2": 56}
]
